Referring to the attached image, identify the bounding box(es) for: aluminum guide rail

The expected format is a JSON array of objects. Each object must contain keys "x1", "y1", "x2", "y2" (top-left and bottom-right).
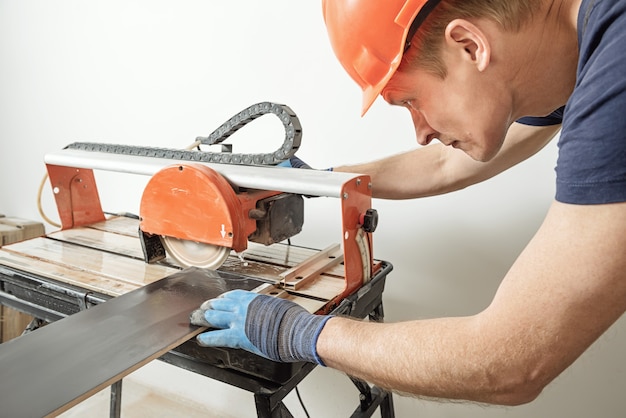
[{"x1": 44, "y1": 148, "x2": 366, "y2": 198}]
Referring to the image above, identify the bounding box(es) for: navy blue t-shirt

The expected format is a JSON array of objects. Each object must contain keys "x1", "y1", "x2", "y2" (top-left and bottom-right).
[{"x1": 517, "y1": 0, "x2": 626, "y2": 204}]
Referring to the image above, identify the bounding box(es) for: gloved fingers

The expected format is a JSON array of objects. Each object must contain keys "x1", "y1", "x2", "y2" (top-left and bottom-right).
[
  {"x1": 204, "y1": 309, "x2": 245, "y2": 329},
  {"x1": 190, "y1": 306, "x2": 249, "y2": 329},
  {"x1": 199, "y1": 289, "x2": 257, "y2": 311},
  {"x1": 288, "y1": 156, "x2": 312, "y2": 169},
  {"x1": 189, "y1": 309, "x2": 237, "y2": 329},
  {"x1": 196, "y1": 329, "x2": 263, "y2": 356},
  {"x1": 276, "y1": 156, "x2": 333, "y2": 173},
  {"x1": 199, "y1": 299, "x2": 215, "y2": 310},
  {"x1": 196, "y1": 328, "x2": 238, "y2": 348},
  {"x1": 277, "y1": 156, "x2": 311, "y2": 169},
  {"x1": 201, "y1": 297, "x2": 239, "y2": 312},
  {"x1": 220, "y1": 289, "x2": 259, "y2": 303},
  {"x1": 189, "y1": 309, "x2": 211, "y2": 327}
]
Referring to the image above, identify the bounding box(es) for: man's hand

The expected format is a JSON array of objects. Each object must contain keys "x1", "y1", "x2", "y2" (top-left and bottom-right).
[
  {"x1": 190, "y1": 289, "x2": 332, "y2": 364},
  {"x1": 278, "y1": 155, "x2": 333, "y2": 171},
  {"x1": 278, "y1": 155, "x2": 312, "y2": 169}
]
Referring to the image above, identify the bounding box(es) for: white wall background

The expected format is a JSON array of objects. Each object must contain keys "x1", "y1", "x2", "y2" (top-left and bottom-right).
[{"x1": 1, "y1": 1, "x2": 624, "y2": 417}]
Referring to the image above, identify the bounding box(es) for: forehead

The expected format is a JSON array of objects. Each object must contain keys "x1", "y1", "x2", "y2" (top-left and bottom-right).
[{"x1": 380, "y1": 65, "x2": 428, "y2": 104}]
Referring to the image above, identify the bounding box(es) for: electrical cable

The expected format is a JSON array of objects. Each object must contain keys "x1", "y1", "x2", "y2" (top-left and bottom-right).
[
  {"x1": 295, "y1": 386, "x2": 311, "y2": 418},
  {"x1": 37, "y1": 172, "x2": 61, "y2": 228},
  {"x1": 185, "y1": 139, "x2": 202, "y2": 150}
]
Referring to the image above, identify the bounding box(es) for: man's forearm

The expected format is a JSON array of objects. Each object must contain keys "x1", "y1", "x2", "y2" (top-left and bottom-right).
[
  {"x1": 317, "y1": 200, "x2": 626, "y2": 406},
  {"x1": 334, "y1": 123, "x2": 561, "y2": 200},
  {"x1": 333, "y1": 145, "x2": 454, "y2": 199},
  {"x1": 316, "y1": 315, "x2": 545, "y2": 406}
]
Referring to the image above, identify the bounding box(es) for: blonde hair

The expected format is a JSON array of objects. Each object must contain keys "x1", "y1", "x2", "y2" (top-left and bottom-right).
[{"x1": 402, "y1": 0, "x2": 542, "y2": 77}]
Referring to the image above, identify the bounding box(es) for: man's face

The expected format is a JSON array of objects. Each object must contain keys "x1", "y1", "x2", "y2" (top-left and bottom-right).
[{"x1": 381, "y1": 59, "x2": 512, "y2": 162}]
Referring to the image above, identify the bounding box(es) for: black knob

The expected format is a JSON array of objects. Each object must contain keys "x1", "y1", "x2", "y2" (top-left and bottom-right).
[{"x1": 360, "y1": 208, "x2": 378, "y2": 233}]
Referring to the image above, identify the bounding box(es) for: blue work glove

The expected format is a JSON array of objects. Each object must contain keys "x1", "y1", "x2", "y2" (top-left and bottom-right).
[
  {"x1": 189, "y1": 289, "x2": 332, "y2": 365},
  {"x1": 278, "y1": 155, "x2": 333, "y2": 171}
]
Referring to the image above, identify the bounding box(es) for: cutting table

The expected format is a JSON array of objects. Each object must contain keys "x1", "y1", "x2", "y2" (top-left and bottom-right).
[
  {"x1": 0, "y1": 102, "x2": 395, "y2": 417},
  {"x1": 0, "y1": 216, "x2": 394, "y2": 417}
]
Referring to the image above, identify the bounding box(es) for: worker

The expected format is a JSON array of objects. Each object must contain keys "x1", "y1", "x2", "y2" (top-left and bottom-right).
[{"x1": 191, "y1": 0, "x2": 626, "y2": 405}]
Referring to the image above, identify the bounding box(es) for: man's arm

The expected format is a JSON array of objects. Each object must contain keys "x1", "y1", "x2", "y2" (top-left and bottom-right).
[
  {"x1": 317, "y1": 200, "x2": 626, "y2": 405},
  {"x1": 334, "y1": 123, "x2": 561, "y2": 199}
]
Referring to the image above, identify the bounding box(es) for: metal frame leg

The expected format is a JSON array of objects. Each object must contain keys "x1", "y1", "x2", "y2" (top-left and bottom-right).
[
  {"x1": 346, "y1": 300, "x2": 395, "y2": 418},
  {"x1": 379, "y1": 389, "x2": 395, "y2": 418},
  {"x1": 254, "y1": 394, "x2": 294, "y2": 418},
  {"x1": 349, "y1": 378, "x2": 395, "y2": 418},
  {"x1": 110, "y1": 380, "x2": 122, "y2": 418},
  {"x1": 21, "y1": 317, "x2": 46, "y2": 336},
  {"x1": 251, "y1": 365, "x2": 314, "y2": 418}
]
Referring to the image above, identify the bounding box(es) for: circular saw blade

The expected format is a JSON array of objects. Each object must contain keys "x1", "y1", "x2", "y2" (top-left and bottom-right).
[{"x1": 161, "y1": 236, "x2": 231, "y2": 269}]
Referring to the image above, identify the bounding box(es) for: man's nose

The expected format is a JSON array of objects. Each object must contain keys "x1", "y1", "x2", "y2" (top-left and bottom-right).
[{"x1": 410, "y1": 109, "x2": 433, "y2": 146}]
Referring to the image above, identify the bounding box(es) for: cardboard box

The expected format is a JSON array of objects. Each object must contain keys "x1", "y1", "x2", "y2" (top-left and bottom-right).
[
  {"x1": 0, "y1": 217, "x2": 45, "y2": 247},
  {"x1": 0, "y1": 223, "x2": 23, "y2": 247},
  {"x1": 0, "y1": 216, "x2": 44, "y2": 342}
]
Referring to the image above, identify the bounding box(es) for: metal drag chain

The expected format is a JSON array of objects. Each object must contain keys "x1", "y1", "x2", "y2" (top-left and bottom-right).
[{"x1": 65, "y1": 102, "x2": 302, "y2": 166}]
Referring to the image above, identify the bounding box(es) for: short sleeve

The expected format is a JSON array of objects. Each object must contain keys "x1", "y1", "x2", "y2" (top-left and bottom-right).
[{"x1": 553, "y1": 1, "x2": 626, "y2": 204}]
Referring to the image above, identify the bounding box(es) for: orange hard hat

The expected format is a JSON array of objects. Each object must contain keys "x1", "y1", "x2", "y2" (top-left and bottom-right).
[{"x1": 323, "y1": 0, "x2": 442, "y2": 115}]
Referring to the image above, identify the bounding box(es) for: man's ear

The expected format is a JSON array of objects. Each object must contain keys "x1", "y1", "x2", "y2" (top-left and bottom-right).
[{"x1": 444, "y1": 19, "x2": 491, "y2": 71}]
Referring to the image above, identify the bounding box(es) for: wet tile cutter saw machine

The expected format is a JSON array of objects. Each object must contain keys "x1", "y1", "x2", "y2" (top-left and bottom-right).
[
  {"x1": 44, "y1": 102, "x2": 382, "y2": 310},
  {"x1": 0, "y1": 102, "x2": 394, "y2": 417}
]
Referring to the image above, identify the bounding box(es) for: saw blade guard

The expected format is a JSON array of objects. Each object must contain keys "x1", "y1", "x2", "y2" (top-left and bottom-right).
[
  {"x1": 139, "y1": 163, "x2": 250, "y2": 256},
  {"x1": 139, "y1": 163, "x2": 285, "y2": 268}
]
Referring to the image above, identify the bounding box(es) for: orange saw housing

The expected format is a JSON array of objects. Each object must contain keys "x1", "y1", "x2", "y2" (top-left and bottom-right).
[{"x1": 139, "y1": 164, "x2": 279, "y2": 253}]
